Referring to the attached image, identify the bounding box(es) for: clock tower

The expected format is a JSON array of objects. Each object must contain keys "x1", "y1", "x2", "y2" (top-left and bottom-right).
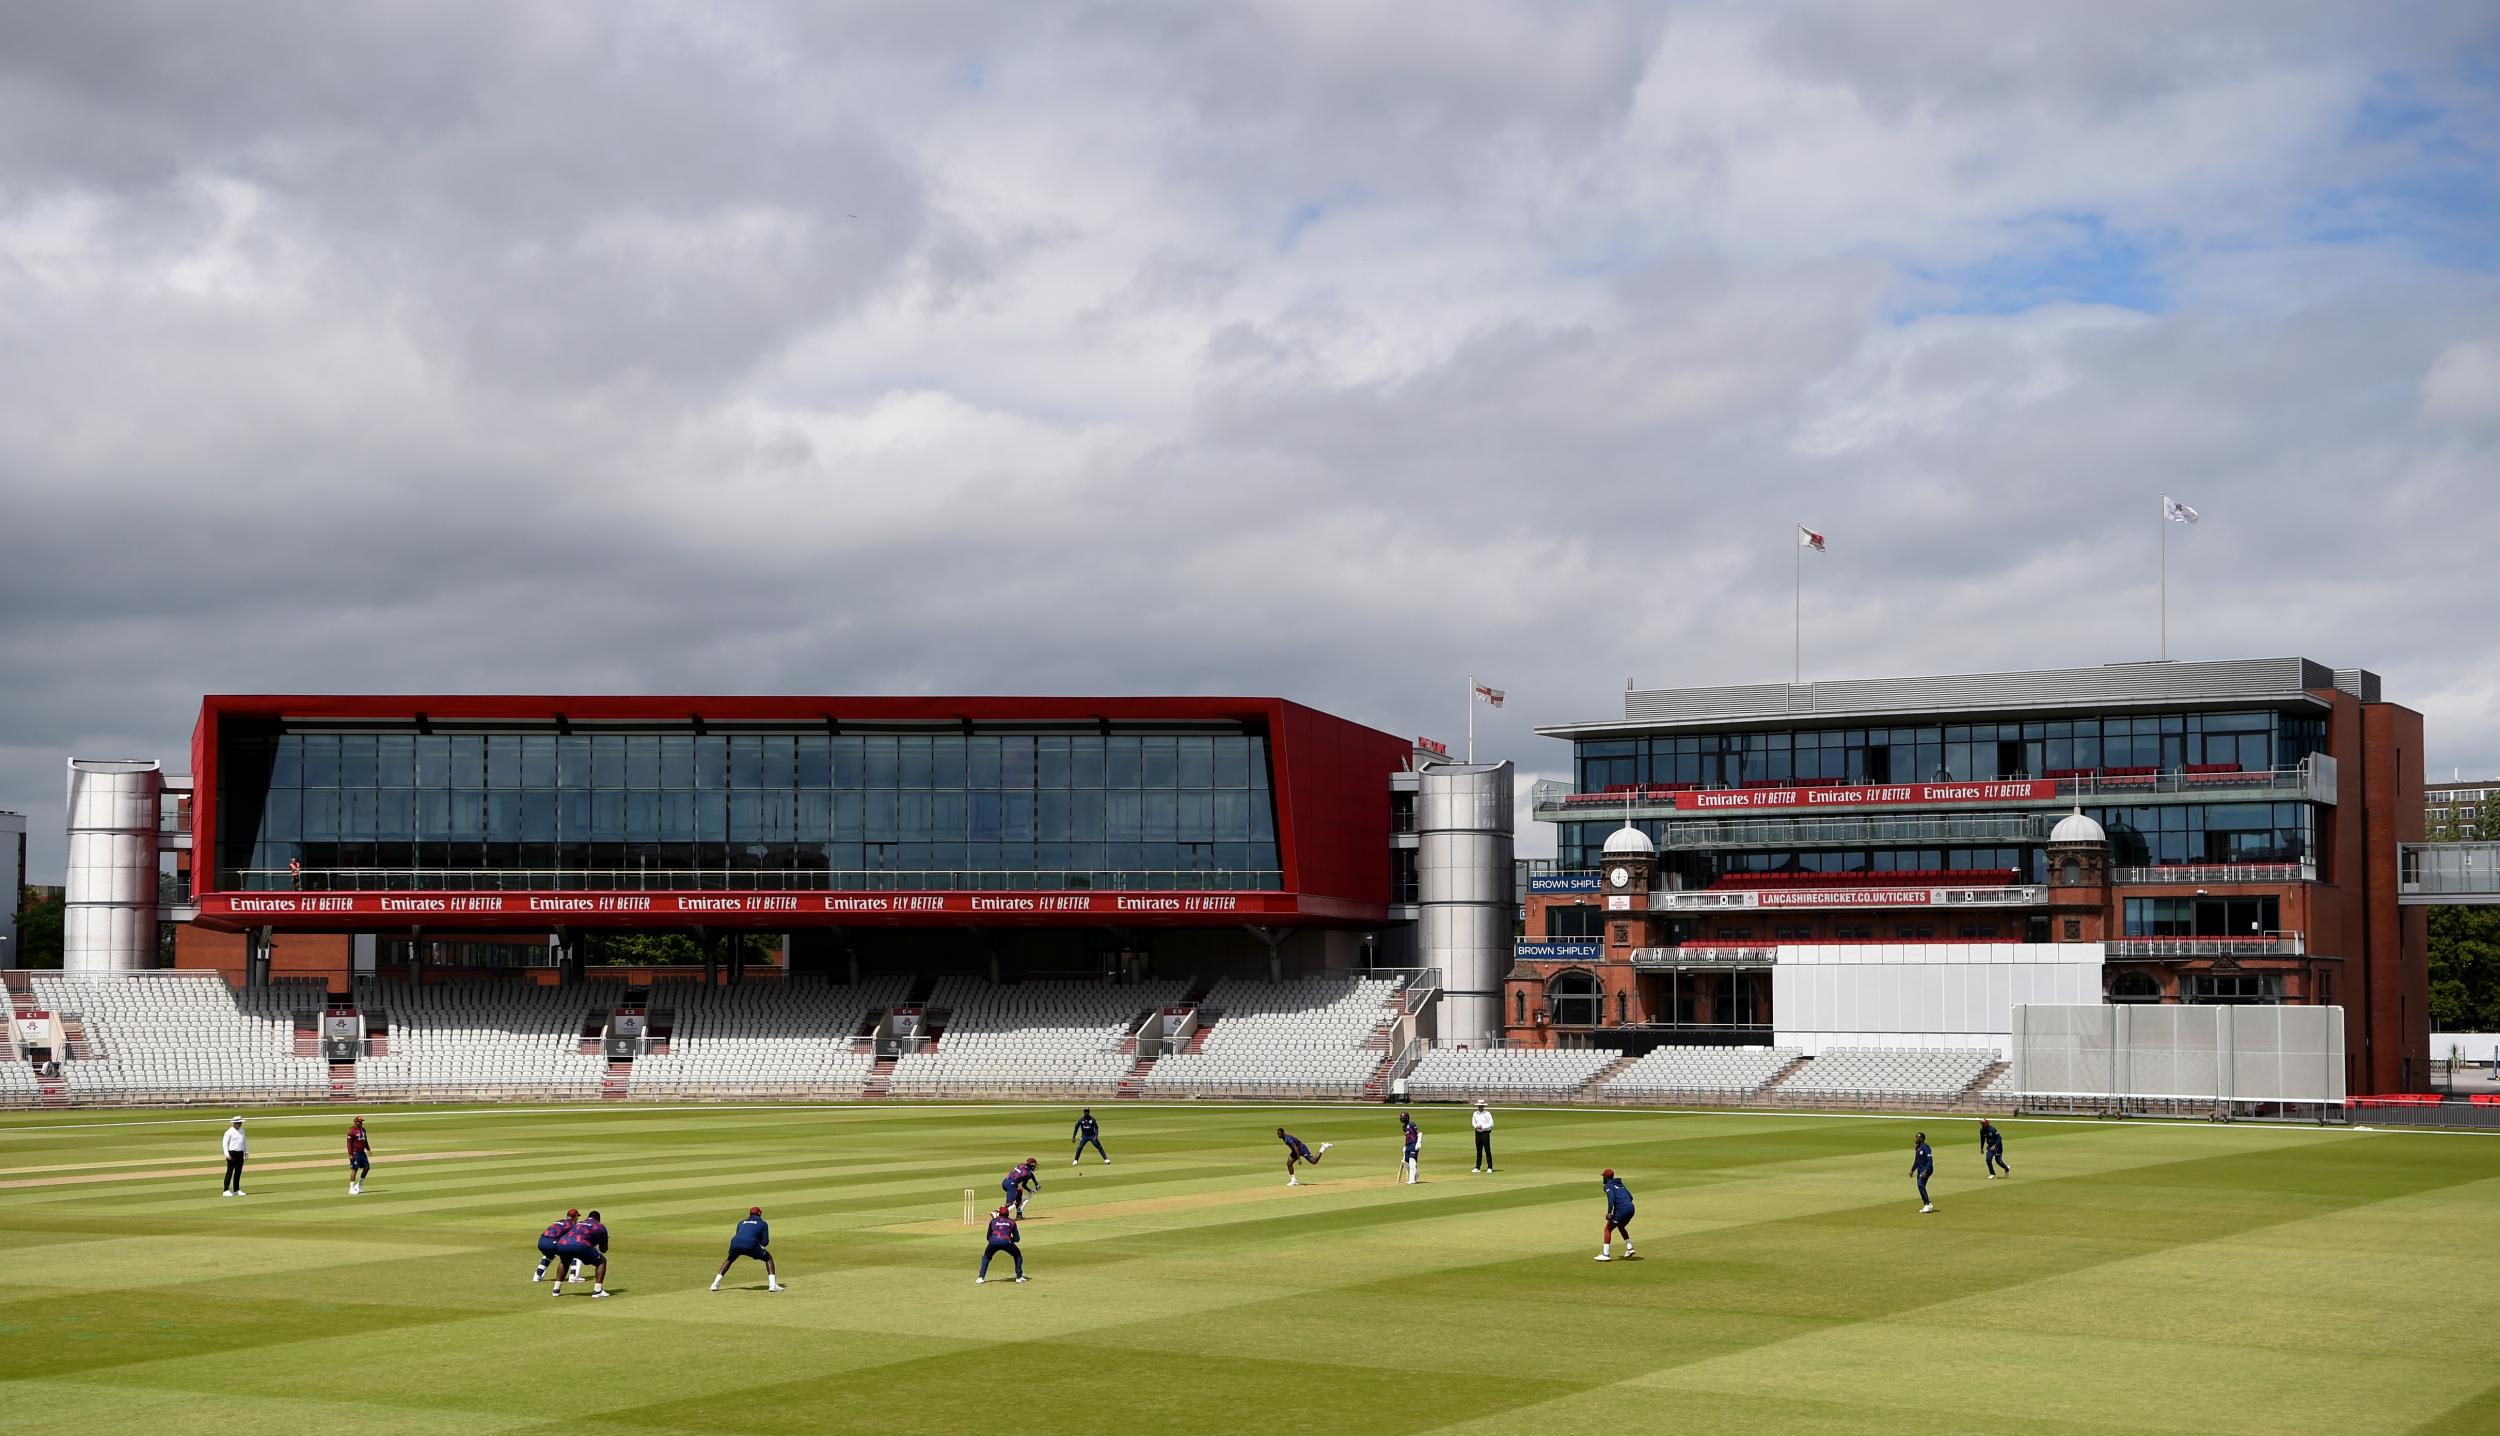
[{"x1": 1599, "y1": 821, "x2": 1657, "y2": 963}]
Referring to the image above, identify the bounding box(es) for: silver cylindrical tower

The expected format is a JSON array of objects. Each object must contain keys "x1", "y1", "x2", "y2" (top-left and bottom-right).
[
  {"x1": 66, "y1": 759, "x2": 164, "y2": 972},
  {"x1": 1416, "y1": 759, "x2": 1513, "y2": 1047}
]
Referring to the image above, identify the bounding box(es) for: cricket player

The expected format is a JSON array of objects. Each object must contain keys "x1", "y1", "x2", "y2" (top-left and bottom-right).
[
  {"x1": 1911, "y1": 1132, "x2": 1936, "y2": 1213},
  {"x1": 1003, "y1": 1159, "x2": 1040, "y2": 1218},
  {"x1": 346, "y1": 1116, "x2": 372, "y2": 1195},
  {"x1": 1470, "y1": 1100, "x2": 1495, "y2": 1172},
  {"x1": 1277, "y1": 1127, "x2": 1332, "y2": 1186},
  {"x1": 551, "y1": 1209, "x2": 609, "y2": 1297},
  {"x1": 532, "y1": 1209, "x2": 579, "y2": 1281},
  {"x1": 1072, "y1": 1108, "x2": 1108, "y2": 1165},
  {"x1": 1399, "y1": 1111, "x2": 1421, "y2": 1185},
  {"x1": 977, "y1": 1205, "x2": 1027, "y2": 1283},
  {"x1": 1980, "y1": 1118, "x2": 2009, "y2": 1178},
  {"x1": 220, "y1": 1116, "x2": 248, "y2": 1196},
  {"x1": 1597, "y1": 1169, "x2": 1636, "y2": 1261},
  {"x1": 712, "y1": 1206, "x2": 783, "y2": 1292}
]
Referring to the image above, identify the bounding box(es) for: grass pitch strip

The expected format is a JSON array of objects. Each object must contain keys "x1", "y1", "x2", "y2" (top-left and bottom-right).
[{"x1": 3, "y1": 1103, "x2": 2497, "y2": 1435}]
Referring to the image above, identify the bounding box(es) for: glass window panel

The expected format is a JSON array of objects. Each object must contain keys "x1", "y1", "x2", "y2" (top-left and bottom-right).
[
  {"x1": 1106, "y1": 736, "x2": 1143, "y2": 789},
  {"x1": 1001, "y1": 794, "x2": 1033, "y2": 841},
  {"x1": 696, "y1": 792, "x2": 727, "y2": 842},
  {"x1": 899, "y1": 736, "x2": 932, "y2": 789},
  {"x1": 754, "y1": 735, "x2": 790, "y2": 791},
  {"x1": 690, "y1": 736, "x2": 725, "y2": 790},
  {"x1": 864, "y1": 736, "x2": 899, "y2": 788},
  {"x1": 626, "y1": 737, "x2": 660, "y2": 790},
  {"x1": 1212, "y1": 740, "x2": 1247, "y2": 789},
  {"x1": 1037, "y1": 790, "x2": 1070, "y2": 840},
  {"x1": 553, "y1": 736, "x2": 588, "y2": 788},
  {"x1": 263, "y1": 789, "x2": 301, "y2": 841},
  {"x1": 729, "y1": 793, "x2": 760, "y2": 841},
  {"x1": 966, "y1": 736, "x2": 1000, "y2": 789},
  {"x1": 448, "y1": 790, "x2": 482, "y2": 838},
  {"x1": 1069, "y1": 792, "x2": 1105, "y2": 840},
  {"x1": 1177, "y1": 791, "x2": 1213, "y2": 839},
  {"x1": 517, "y1": 735, "x2": 555, "y2": 788},
  {"x1": 1144, "y1": 791, "x2": 1177, "y2": 840},
  {"x1": 999, "y1": 736, "x2": 1034, "y2": 789},
  {"x1": 1070, "y1": 736, "x2": 1104, "y2": 789},
  {"x1": 865, "y1": 790, "x2": 898, "y2": 836},
  {"x1": 376, "y1": 735, "x2": 414, "y2": 787},
  {"x1": 1143, "y1": 737, "x2": 1177, "y2": 788},
  {"x1": 729, "y1": 737, "x2": 763, "y2": 790},
  {"x1": 1177, "y1": 736, "x2": 1214, "y2": 789},
  {"x1": 930, "y1": 735, "x2": 965, "y2": 788},
  {"x1": 1106, "y1": 794, "x2": 1143, "y2": 841},
  {"x1": 520, "y1": 792, "x2": 557, "y2": 842},
  {"x1": 832, "y1": 791, "x2": 864, "y2": 839},
  {"x1": 269, "y1": 735, "x2": 304, "y2": 788},
  {"x1": 968, "y1": 792, "x2": 1002, "y2": 841},
  {"x1": 302, "y1": 735, "x2": 340, "y2": 788},
  {"x1": 797, "y1": 792, "x2": 832, "y2": 840},
  {"x1": 482, "y1": 735, "x2": 517, "y2": 789},
  {"x1": 486, "y1": 792, "x2": 522, "y2": 842},
  {"x1": 1037, "y1": 736, "x2": 1069, "y2": 790},
  {"x1": 1214, "y1": 791, "x2": 1249, "y2": 840},
  {"x1": 593, "y1": 792, "x2": 627, "y2": 840}
]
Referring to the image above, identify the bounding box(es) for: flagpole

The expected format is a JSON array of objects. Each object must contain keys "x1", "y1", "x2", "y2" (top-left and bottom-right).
[
  {"x1": 1793, "y1": 528, "x2": 1802, "y2": 683},
  {"x1": 1466, "y1": 674, "x2": 1475, "y2": 764},
  {"x1": 2159, "y1": 496, "x2": 2168, "y2": 661}
]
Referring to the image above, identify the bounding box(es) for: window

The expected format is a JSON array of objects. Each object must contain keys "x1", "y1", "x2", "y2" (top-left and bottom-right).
[
  {"x1": 2110, "y1": 971, "x2": 2161, "y2": 1003},
  {"x1": 2185, "y1": 973, "x2": 2282, "y2": 1005},
  {"x1": 1548, "y1": 971, "x2": 1602, "y2": 1027}
]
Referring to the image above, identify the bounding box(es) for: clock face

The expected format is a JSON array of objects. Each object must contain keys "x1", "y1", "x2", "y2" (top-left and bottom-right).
[{"x1": 1610, "y1": 866, "x2": 1630, "y2": 889}]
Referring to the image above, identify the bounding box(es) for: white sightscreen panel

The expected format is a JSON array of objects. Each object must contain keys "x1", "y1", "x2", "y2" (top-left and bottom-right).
[
  {"x1": 2229, "y1": 1006, "x2": 2347, "y2": 1104},
  {"x1": 2013, "y1": 1004, "x2": 2117, "y2": 1098}
]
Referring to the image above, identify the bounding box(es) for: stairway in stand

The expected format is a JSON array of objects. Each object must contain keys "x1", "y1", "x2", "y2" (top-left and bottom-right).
[
  {"x1": 328, "y1": 1061, "x2": 358, "y2": 1100},
  {"x1": 600, "y1": 1059, "x2": 632, "y2": 1099},
  {"x1": 1116, "y1": 1056, "x2": 1156, "y2": 1099},
  {"x1": 863, "y1": 1055, "x2": 898, "y2": 1098},
  {"x1": 58, "y1": 1015, "x2": 101, "y2": 1060}
]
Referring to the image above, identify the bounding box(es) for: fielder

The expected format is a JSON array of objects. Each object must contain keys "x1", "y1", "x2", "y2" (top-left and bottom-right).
[
  {"x1": 1399, "y1": 1111, "x2": 1421, "y2": 1185},
  {"x1": 712, "y1": 1206, "x2": 783, "y2": 1292},
  {"x1": 346, "y1": 1116, "x2": 372, "y2": 1195},
  {"x1": 1596, "y1": 1169, "x2": 1636, "y2": 1261},
  {"x1": 1980, "y1": 1118, "x2": 2009, "y2": 1178},
  {"x1": 1911, "y1": 1132, "x2": 1936, "y2": 1213},
  {"x1": 977, "y1": 1205, "x2": 1027, "y2": 1284},
  {"x1": 532, "y1": 1209, "x2": 579, "y2": 1282},
  {"x1": 1072, "y1": 1108, "x2": 1108, "y2": 1165},
  {"x1": 550, "y1": 1209, "x2": 609, "y2": 1297}
]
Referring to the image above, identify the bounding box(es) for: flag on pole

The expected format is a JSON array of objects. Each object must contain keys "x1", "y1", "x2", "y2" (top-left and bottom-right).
[
  {"x1": 1473, "y1": 684, "x2": 1504, "y2": 709},
  {"x1": 1798, "y1": 524, "x2": 1826, "y2": 551},
  {"x1": 2162, "y1": 495, "x2": 2199, "y2": 525}
]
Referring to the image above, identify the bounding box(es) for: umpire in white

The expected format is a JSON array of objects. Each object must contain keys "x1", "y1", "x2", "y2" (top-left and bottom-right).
[
  {"x1": 1471, "y1": 1100, "x2": 1496, "y2": 1172},
  {"x1": 220, "y1": 1116, "x2": 249, "y2": 1196}
]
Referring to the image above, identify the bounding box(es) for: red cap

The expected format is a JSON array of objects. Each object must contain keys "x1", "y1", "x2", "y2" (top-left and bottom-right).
[
  {"x1": 749, "y1": 1206, "x2": 762, "y2": 1216},
  {"x1": 1601, "y1": 1169, "x2": 1614, "y2": 1179},
  {"x1": 566, "y1": 1208, "x2": 580, "y2": 1218}
]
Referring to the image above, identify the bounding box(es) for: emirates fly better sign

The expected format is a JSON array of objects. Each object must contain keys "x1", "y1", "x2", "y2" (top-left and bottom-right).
[{"x1": 1673, "y1": 780, "x2": 2056, "y2": 811}]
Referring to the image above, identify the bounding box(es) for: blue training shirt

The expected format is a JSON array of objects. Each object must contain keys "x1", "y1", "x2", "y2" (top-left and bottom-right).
[{"x1": 734, "y1": 1216, "x2": 769, "y2": 1247}]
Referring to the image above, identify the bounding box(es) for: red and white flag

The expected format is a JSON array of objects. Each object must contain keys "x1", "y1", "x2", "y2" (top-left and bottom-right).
[
  {"x1": 1798, "y1": 524, "x2": 1826, "y2": 552},
  {"x1": 1473, "y1": 684, "x2": 1504, "y2": 709}
]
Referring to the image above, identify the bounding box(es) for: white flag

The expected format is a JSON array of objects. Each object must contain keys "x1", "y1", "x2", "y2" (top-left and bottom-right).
[
  {"x1": 2163, "y1": 495, "x2": 2199, "y2": 525},
  {"x1": 1473, "y1": 684, "x2": 1504, "y2": 709},
  {"x1": 1798, "y1": 524, "x2": 1826, "y2": 551}
]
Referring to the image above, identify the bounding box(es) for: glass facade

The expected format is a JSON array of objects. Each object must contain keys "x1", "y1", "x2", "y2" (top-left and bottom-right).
[
  {"x1": 1574, "y1": 709, "x2": 2325, "y2": 792},
  {"x1": 215, "y1": 726, "x2": 1280, "y2": 892}
]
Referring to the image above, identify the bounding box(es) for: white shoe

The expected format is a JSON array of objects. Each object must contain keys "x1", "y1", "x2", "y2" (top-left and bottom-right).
[
  {"x1": 1471, "y1": 1167, "x2": 1480, "y2": 1174},
  {"x1": 1595, "y1": 1252, "x2": 1611, "y2": 1262},
  {"x1": 976, "y1": 1276, "x2": 987, "y2": 1284},
  {"x1": 550, "y1": 1286, "x2": 563, "y2": 1296},
  {"x1": 533, "y1": 1269, "x2": 545, "y2": 1282},
  {"x1": 234, "y1": 1191, "x2": 246, "y2": 1197},
  {"x1": 569, "y1": 1263, "x2": 582, "y2": 1280},
  {"x1": 1624, "y1": 1247, "x2": 1637, "y2": 1258},
  {"x1": 1318, "y1": 1142, "x2": 1332, "y2": 1154},
  {"x1": 1287, "y1": 1177, "x2": 1299, "y2": 1186},
  {"x1": 710, "y1": 1279, "x2": 721, "y2": 1291},
  {"x1": 1014, "y1": 1276, "x2": 1028, "y2": 1284},
  {"x1": 590, "y1": 1290, "x2": 608, "y2": 1299},
  {"x1": 1920, "y1": 1204, "x2": 1935, "y2": 1214},
  {"x1": 767, "y1": 1281, "x2": 782, "y2": 1292},
  {"x1": 1073, "y1": 1159, "x2": 1080, "y2": 1166},
  {"x1": 1102, "y1": 1159, "x2": 1109, "y2": 1164}
]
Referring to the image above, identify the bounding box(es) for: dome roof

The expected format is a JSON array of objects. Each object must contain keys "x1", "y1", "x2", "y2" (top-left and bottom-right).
[
  {"x1": 1602, "y1": 823, "x2": 1655, "y2": 858},
  {"x1": 2049, "y1": 811, "x2": 2107, "y2": 845}
]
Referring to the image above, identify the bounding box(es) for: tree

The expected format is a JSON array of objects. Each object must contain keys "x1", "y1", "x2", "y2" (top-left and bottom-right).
[
  {"x1": 2425, "y1": 905, "x2": 2500, "y2": 1031},
  {"x1": 15, "y1": 888, "x2": 64, "y2": 968},
  {"x1": 581, "y1": 932, "x2": 776, "y2": 966}
]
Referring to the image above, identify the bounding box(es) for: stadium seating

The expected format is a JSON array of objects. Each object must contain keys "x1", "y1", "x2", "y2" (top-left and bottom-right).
[
  {"x1": 1401, "y1": 1047, "x2": 1623, "y2": 1100},
  {"x1": 627, "y1": 977, "x2": 909, "y2": 1098},
  {"x1": 1597, "y1": 1045, "x2": 1803, "y2": 1100},
  {"x1": 352, "y1": 980, "x2": 607, "y2": 1099},
  {"x1": 1142, "y1": 976, "x2": 1400, "y2": 1097},
  {"x1": 886, "y1": 978, "x2": 1186, "y2": 1096},
  {"x1": 1778, "y1": 1047, "x2": 1999, "y2": 1103},
  {"x1": 27, "y1": 973, "x2": 331, "y2": 1102}
]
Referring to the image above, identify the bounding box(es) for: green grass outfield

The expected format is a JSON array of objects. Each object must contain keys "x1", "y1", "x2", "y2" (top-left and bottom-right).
[{"x1": 3, "y1": 1103, "x2": 2497, "y2": 1436}]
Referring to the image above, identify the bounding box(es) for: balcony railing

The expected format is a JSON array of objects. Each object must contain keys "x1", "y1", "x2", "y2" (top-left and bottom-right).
[
  {"x1": 2110, "y1": 862, "x2": 2316, "y2": 885},
  {"x1": 1649, "y1": 883, "x2": 2047, "y2": 912},
  {"x1": 1648, "y1": 812, "x2": 2055, "y2": 851},
  {"x1": 1630, "y1": 945, "x2": 1778, "y2": 968},
  {"x1": 226, "y1": 867, "x2": 1287, "y2": 894},
  {"x1": 2105, "y1": 933, "x2": 2307, "y2": 958}
]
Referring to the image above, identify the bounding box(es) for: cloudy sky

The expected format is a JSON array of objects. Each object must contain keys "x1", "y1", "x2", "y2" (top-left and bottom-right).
[{"x1": 4, "y1": 1, "x2": 2498, "y2": 880}]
